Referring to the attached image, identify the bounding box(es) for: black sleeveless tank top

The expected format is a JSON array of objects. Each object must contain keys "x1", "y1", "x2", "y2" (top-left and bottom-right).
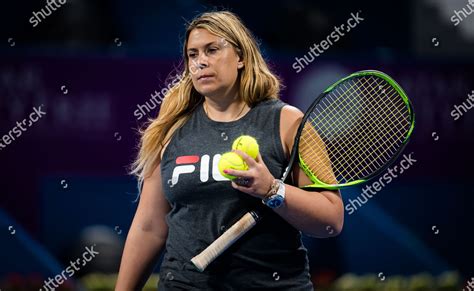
[{"x1": 159, "y1": 98, "x2": 314, "y2": 290}]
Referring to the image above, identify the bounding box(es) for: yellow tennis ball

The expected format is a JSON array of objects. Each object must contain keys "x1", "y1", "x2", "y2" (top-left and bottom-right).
[
  {"x1": 218, "y1": 152, "x2": 248, "y2": 180},
  {"x1": 232, "y1": 135, "x2": 259, "y2": 160}
]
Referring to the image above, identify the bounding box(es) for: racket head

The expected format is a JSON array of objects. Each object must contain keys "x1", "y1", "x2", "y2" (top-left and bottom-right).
[{"x1": 285, "y1": 70, "x2": 415, "y2": 189}]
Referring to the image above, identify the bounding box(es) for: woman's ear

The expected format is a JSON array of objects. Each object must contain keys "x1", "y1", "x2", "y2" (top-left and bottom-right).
[{"x1": 235, "y1": 47, "x2": 244, "y2": 69}]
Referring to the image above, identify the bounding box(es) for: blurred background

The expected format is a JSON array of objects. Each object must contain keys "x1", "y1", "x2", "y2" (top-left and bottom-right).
[{"x1": 0, "y1": 0, "x2": 473, "y2": 290}]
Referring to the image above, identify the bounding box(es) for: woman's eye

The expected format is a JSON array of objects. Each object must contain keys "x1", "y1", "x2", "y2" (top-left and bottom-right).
[
  {"x1": 188, "y1": 53, "x2": 197, "y2": 59},
  {"x1": 208, "y1": 47, "x2": 218, "y2": 54}
]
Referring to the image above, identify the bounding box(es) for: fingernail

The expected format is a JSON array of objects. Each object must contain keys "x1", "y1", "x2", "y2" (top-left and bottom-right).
[{"x1": 224, "y1": 170, "x2": 229, "y2": 174}]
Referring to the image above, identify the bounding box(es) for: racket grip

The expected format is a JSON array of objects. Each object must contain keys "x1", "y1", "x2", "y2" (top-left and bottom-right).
[{"x1": 191, "y1": 211, "x2": 260, "y2": 272}]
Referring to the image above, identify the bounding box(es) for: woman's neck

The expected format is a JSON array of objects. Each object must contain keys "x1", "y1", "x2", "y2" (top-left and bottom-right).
[{"x1": 203, "y1": 93, "x2": 249, "y2": 122}]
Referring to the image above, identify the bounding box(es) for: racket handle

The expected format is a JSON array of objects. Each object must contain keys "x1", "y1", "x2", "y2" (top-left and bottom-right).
[{"x1": 191, "y1": 211, "x2": 260, "y2": 272}]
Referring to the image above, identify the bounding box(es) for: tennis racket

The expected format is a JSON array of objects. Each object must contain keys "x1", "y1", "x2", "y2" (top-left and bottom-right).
[{"x1": 191, "y1": 70, "x2": 415, "y2": 271}]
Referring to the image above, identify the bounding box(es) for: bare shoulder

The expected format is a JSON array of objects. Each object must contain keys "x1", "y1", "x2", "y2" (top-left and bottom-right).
[
  {"x1": 281, "y1": 104, "x2": 303, "y2": 121},
  {"x1": 280, "y1": 104, "x2": 304, "y2": 157}
]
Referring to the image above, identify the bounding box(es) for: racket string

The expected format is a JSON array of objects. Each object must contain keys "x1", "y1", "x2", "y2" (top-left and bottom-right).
[
  {"x1": 303, "y1": 77, "x2": 381, "y2": 181},
  {"x1": 300, "y1": 76, "x2": 377, "y2": 182},
  {"x1": 299, "y1": 75, "x2": 411, "y2": 184},
  {"x1": 333, "y1": 78, "x2": 410, "y2": 179},
  {"x1": 328, "y1": 77, "x2": 409, "y2": 180},
  {"x1": 300, "y1": 78, "x2": 368, "y2": 183},
  {"x1": 333, "y1": 79, "x2": 410, "y2": 178}
]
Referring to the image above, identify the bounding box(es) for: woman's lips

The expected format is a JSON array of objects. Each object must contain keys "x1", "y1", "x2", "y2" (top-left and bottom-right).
[{"x1": 198, "y1": 75, "x2": 214, "y2": 82}]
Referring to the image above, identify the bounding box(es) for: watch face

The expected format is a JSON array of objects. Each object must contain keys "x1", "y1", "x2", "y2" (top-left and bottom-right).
[{"x1": 267, "y1": 195, "x2": 283, "y2": 208}]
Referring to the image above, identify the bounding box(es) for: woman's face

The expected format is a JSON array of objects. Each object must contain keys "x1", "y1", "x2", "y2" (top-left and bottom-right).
[{"x1": 186, "y1": 28, "x2": 242, "y2": 98}]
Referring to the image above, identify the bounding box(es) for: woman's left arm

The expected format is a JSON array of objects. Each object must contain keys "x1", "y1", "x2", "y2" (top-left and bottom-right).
[{"x1": 228, "y1": 105, "x2": 344, "y2": 238}]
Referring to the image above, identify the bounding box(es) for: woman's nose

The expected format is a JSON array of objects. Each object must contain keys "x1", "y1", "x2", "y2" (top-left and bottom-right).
[
  {"x1": 190, "y1": 56, "x2": 208, "y2": 75},
  {"x1": 197, "y1": 54, "x2": 209, "y2": 68}
]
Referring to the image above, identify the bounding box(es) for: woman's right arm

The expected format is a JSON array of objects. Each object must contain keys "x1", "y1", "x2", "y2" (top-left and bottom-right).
[{"x1": 115, "y1": 163, "x2": 171, "y2": 290}]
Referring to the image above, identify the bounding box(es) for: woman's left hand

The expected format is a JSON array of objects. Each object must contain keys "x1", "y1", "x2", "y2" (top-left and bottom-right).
[{"x1": 224, "y1": 150, "x2": 275, "y2": 199}]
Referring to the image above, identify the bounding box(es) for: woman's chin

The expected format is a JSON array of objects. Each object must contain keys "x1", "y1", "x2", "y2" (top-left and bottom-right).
[{"x1": 196, "y1": 87, "x2": 219, "y2": 97}]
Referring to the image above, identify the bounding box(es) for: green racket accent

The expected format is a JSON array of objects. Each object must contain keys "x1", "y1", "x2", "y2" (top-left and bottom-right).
[
  {"x1": 295, "y1": 70, "x2": 415, "y2": 189},
  {"x1": 299, "y1": 153, "x2": 366, "y2": 190}
]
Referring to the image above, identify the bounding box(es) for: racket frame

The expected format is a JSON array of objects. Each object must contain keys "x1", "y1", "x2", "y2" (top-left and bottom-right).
[{"x1": 293, "y1": 70, "x2": 415, "y2": 190}]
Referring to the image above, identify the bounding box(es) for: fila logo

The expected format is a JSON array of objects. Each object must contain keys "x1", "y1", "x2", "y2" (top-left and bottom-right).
[{"x1": 170, "y1": 154, "x2": 228, "y2": 186}]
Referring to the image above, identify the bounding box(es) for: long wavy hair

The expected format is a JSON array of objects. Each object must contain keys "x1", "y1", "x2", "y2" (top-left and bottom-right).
[{"x1": 131, "y1": 10, "x2": 282, "y2": 186}]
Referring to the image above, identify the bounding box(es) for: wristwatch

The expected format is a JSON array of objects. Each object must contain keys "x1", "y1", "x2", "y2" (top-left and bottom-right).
[{"x1": 262, "y1": 179, "x2": 285, "y2": 209}]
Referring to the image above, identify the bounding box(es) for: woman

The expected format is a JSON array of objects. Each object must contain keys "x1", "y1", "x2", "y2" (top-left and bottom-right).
[{"x1": 116, "y1": 11, "x2": 344, "y2": 290}]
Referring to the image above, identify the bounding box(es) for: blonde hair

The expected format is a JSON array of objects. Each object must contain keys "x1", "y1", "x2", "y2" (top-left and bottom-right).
[{"x1": 131, "y1": 10, "x2": 282, "y2": 185}]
